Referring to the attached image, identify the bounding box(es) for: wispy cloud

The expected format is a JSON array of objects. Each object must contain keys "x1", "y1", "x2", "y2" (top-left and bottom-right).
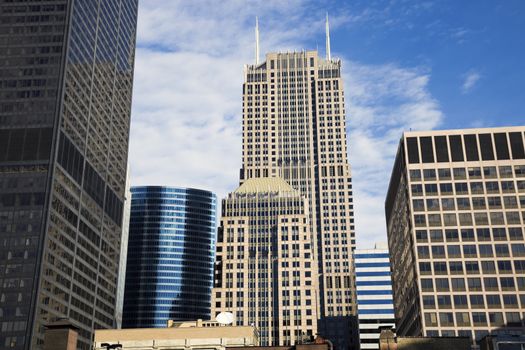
[
  {"x1": 344, "y1": 62, "x2": 443, "y2": 248},
  {"x1": 462, "y1": 70, "x2": 481, "y2": 93},
  {"x1": 130, "y1": 0, "x2": 444, "y2": 250}
]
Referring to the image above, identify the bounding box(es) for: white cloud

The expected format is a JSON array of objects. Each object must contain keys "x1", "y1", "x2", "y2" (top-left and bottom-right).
[
  {"x1": 462, "y1": 70, "x2": 481, "y2": 93},
  {"x1": 343, "y1": 62, "x2": 443, "y2": 248},
  {"x1": 130, "y1": 0, "x2": 444, "y2": 250}
]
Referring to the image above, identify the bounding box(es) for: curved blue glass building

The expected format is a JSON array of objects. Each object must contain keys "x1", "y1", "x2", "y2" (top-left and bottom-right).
[{"x1": 122, "y1": 186, "x2": 217, "y2": 328}]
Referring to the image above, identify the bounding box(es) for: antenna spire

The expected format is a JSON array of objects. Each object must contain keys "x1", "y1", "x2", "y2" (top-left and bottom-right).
[
  {"x1": 255, "y1": 16, "x2": 260, "y2": 65},
  {"x1": 325, "y1": 13, "x2": 331, "y2": 60}
]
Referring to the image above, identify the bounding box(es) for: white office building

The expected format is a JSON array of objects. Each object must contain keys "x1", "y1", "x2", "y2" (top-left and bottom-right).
[{"x1": 355, "y1": 243, "x2": 396, "y2": 349}]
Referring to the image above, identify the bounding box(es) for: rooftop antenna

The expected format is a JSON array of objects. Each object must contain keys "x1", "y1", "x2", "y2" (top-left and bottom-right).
[
  {"x1": 325, "y1": 12, "x2": 331, "y2": 60},
  {"x1": 255, "y1": 16, "x2": 260, "y2": 65}
]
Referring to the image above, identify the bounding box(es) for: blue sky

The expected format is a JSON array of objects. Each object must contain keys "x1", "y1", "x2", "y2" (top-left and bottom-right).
[{"x1": 129, "y1": 0, "x2": 525, "y2": 248}]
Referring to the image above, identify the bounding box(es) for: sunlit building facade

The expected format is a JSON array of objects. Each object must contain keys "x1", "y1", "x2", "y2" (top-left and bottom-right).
[
  {"x1": 386, "y1": 127, "x2": 525, "y2": 343},
  {"x1": 213, "y1": 47, "x2": 356, "y2": 349}
]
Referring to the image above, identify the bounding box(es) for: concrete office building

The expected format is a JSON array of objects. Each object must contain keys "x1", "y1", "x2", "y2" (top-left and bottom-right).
[
  {"x1": 213, "y1": 18, "x2": 356, "y2": 349},
  {"x1": 385, "y1": 127, "x2": 525, "y2": 343},
  {"x1": 354, "y1": 244, "x2": 395, "y2": 349},
  {"x1": 94, "y1": 320, "x2": 259, "y2": 350},
  {"x1": 0, "y1": 1, "x2": 138, "y2": 349},
  {"x1": 123, "y1": 186, "x2": 217, "y2": 328}
]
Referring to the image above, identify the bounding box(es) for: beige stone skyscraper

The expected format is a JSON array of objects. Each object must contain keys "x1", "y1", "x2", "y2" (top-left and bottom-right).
[{"x1": 213, "y1": 20, "x2": 356, "y2": 349}]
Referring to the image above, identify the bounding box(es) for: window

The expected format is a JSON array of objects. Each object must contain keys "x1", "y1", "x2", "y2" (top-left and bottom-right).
[
  {"x1": 438, "y1": 168, "x2": 451, "y2": 180},
  {"x1": 495, "y1": 244, "x2": 510, "y2": 257},
  {"x1": 439, "y1": 312, "x2": 454, "y2": 326},
  {"x1": 489, "y1": 312, "x2": 504, "y2": 327},
  {"x1": 479, "y1": 245, "x2": 493, "y2": 257},
  {"x1": 476, "y1": 228, "x2": 491, "y2": 241},
  {"x1": 464, "y1": 134, "x2": 479, "y2": 161},
  {"x1": 430, "y1": 230, "x2": 443, "y2": 242},
  {"x1": 412, "y1": 199, "x2": 425, "y2": 211},
  {"x1": 427, "y1": 198, "x2": 439, "y2": 211},
  {"x1": 469, "y1": 294, "x2": 485, "y2": 307},
  {"x1": 440, "y1": 183, "x2": 453, "y2": 195},
  {"x1": 447, "y1": 245, "x2": 461, "y2": 258},
  {"x1": 415, "y1": 230, "x2": 428, "y2": 242},
  {"x1": 456, "y1": 312, "x2": 470, "y2": 326},
  {"x1": 445, "y1": 229, "x2": 459, "y2": 242},
  {"x1": 432, "y1": 246, "x2": 446, "y2": 259},
  {"x1": 481, "y1": 261, "x2": 496, "y2": 274},
  {"x1": 483, "y1": 277, "x2": 498, "y2": 291},
  {"x1": 511, "y1": 243, "x2": 525, "y2": 257},
  {"x1": 407, "y1": 137, "x2": 420, "y2": 164},
  {"x1": 455, "y1": 182, "x2": 468, "y2": 194},
  {"x1": 434, "y1": 262, "x2": 447, "y2": 274},
  {"x1": 410, "y1": 169, "x2": 421, "y2": 181},
  {"x1": 449, "y1": 262, "x2": 463, "y2": 274},
  {"x1": 494, "y1": 133, "x2": 510, "y2": 160},
  {"x1": 449, "y1": 136, "x2": 464, "y2": 161},
  {"x1": 479, "y1": 134, "x2": 495, "y2": 160},
  {"x1": 417, "y1": 246, "x2": 430, "y2": 259},
  {"x1": 435, "y1": 136, "x2": 449, "y2": 162},
  {"x1": 435, "y1": 278, "x2": 449, "y2": 291},
  {"x1": 463, "y1": 245, "x2": 477, "y2": 257},
  {"x1": 468, "y1": 278, "x2": 482, "y2": 292},
  {"x1": 506, "y1": 312, "x2": 522, "y2": 326},
  {"x1": 422, "y1": 295, "x2": 435, "y2": 309},
  {"x1": 453, "y1": 295, "x2": 468, "y2": 308},
  {"x1": 411, "y1": 184, "x2": 423, "y2": 196},
  {"x1": 486, "y1": 294, "x2": 501, "y2": 308},
  {"x1": 461, "y1": 229, "x2": 475, "y2": 241},
  {"x1": 483, "y1": 166, "x2": 497, "y2": 178},
  {"x1": 465, "y1": 261, "x2": 480, "y2": 274},
  {"x1": 421, "y1": 279, "x2": 433, "y2": 292},
  {"x1": 472, "y1": 312, "x2": 487, "y2": 326},
  {"x1": 498, "y1": 261, "x2": 513, "y2": 274},
  {"x1": 414, "y1": 215, "x2": 426, "y2": 227},
  {"x1": 437, "y1": 295, "x2": 451, "y2": 308},
  {"x1": 451, "y1": 278, "x2": 466, "y2": 291},
  {"x1": 423, "y1": 169, "x2": 436, "y2": 180},
  {"x1": 500, "y1": 277, "x2": 515, "y2": 291},
  {"x1": 424, "y1": 312, "x2": 438, "y2": 326},
  {"x1": 419, "y1": 262, "x2": 432, "y2": 274},
  {"x1": 425, "y1": 184, "x2": 438, "y2": 195},
  {"x1": 420, "y1": 137, "x2": 434, "y2": 163}
]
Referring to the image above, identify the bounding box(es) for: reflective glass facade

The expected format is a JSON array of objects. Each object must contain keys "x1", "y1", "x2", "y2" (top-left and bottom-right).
[
  {"x1": 0, "y1": 1, "x2": 138, "y2": 349},
  {"x1": 123, "y1": 186, "x2": 217, "y2": 328}
]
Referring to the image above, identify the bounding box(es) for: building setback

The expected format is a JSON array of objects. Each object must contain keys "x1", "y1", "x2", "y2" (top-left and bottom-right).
[
  {"x1": 213, "y1": 41, "x2": 356, "y2": 348},
  {"x1": 212, "y1": 177, "x2": 318, "y2": 345},
  {"x1": 354, "y1": 244, "x2": 395, "y2": 349},
  {"x1": 123, "y1": 186, "x2": 217, "y2": 328},
  {"x1": 0, "y1": 1, "x2": 138, "y2": 349},
  {"x1": 385, "y1": 127, "x2": 525, "y2": 343}
]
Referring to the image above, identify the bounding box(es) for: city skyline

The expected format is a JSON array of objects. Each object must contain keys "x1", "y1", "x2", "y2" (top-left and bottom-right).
[{"x1": 129, "y1": 1, "x2": 525, "y2": 249}]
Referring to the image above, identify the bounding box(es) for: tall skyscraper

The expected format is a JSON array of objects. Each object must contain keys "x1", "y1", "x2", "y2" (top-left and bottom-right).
[
  {"x1": 354, "y1": 244, "x2": 395, "y2": 350},
  {"x1": 213, "y1": 19, "x2": 356, "y2": 349},
  {"x1": 385, "y1": 127, "x2": 525, "y2": 343},
  {"x1": 0, "y1": 1, "x2": 138, "y2": 349},
  {"x1": 123, "y1": 186, "x2": 217, "y2": 328}
]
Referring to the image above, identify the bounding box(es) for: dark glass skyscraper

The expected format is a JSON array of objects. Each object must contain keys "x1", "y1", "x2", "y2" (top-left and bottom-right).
[
  {"x1": 123, "y1": 186, "x2": 217, "y2": 328},
  {"x1": 0, "y1": 1, "x2": 138, "y2": 349}
]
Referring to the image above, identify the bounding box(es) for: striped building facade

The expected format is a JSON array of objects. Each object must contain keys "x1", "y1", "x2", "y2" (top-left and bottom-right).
[{"x1": 354, "y1": 244, "x2": 396, "y2": 349}]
